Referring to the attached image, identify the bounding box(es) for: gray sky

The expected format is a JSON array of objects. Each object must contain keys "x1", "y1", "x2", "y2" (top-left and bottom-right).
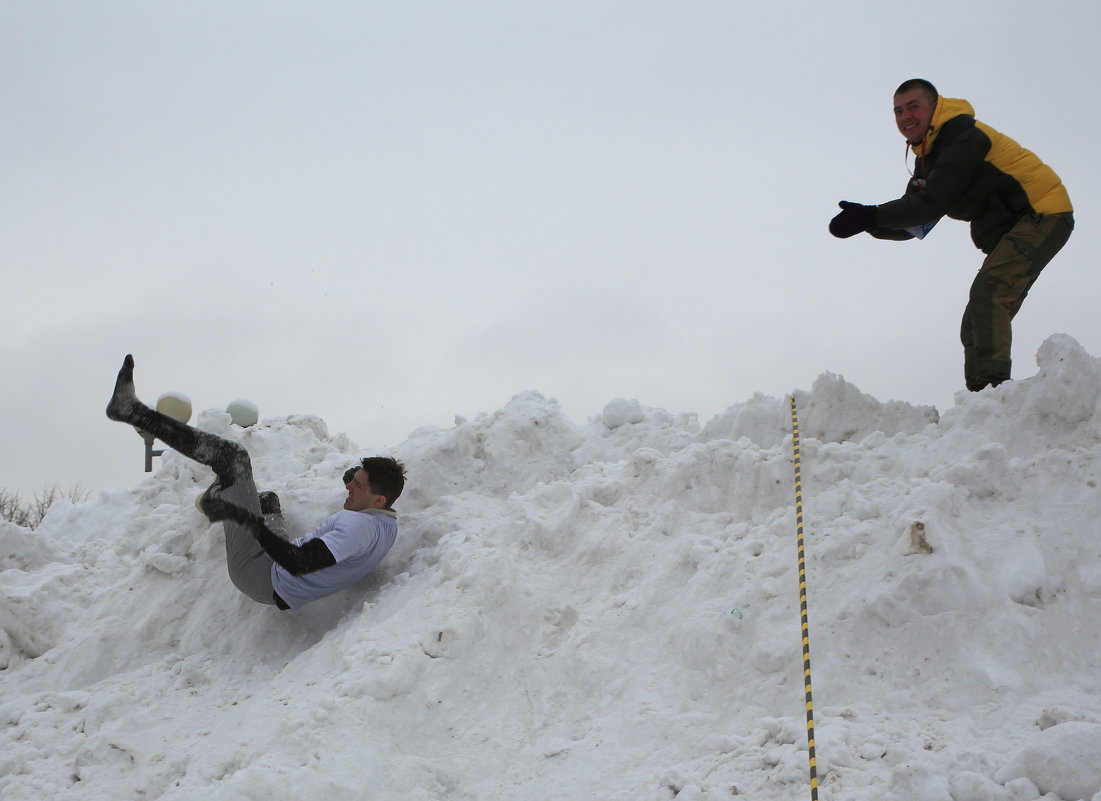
[{"x1": 3, "y1": 1, "x2": 1099, "y2": 497}]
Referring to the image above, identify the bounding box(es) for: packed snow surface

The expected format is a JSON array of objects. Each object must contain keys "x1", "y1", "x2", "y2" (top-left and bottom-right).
[{"x1": 2, "y1": 334, "x2": 1100, "y2": 801}]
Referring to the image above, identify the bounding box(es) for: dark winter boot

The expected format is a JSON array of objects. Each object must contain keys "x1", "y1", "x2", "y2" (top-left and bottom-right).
[{"x1": 258, "y1": 491, "x2": 282, "y2": 517}]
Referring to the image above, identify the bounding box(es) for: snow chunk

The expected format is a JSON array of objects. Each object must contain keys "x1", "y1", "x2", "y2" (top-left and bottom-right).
[
  {"x1": 1027, "y1": 333, "x2": 1101, "y2": 427},
  {"x1": 1000, "y1": 722, "x2": 1101, "y2": 801},
  {"x1": 601, "y1": 397, "x2": 645, "y2": 429}
]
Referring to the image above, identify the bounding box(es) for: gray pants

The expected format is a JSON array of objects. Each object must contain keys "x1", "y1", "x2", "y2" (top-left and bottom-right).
[{"x1": 210, "y1": 477, "x2": 280, "y2": 605}]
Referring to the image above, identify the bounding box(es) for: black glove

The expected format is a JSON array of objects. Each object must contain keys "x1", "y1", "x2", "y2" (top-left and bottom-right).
[
  {"x1": 342, "y1": 466, "x2": 359, "y2": 485},
  {"x1": 829, "y1": 201, "x2": 877, "y2": 238}
]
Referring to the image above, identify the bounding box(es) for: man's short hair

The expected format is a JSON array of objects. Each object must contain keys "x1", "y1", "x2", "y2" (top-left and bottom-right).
[
  {"x1": 361, "y1": 456, "x2": 407, "y2": 507},
  {"x1": 894, "y1": 78, "x2": 939, "y2": 105}
]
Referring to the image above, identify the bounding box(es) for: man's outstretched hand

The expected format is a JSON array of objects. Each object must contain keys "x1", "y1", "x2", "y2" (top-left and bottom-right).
[
  {"x1": 829, "y1": 201, "x2": 877, "y2": 238},
  {"x1": 203, "y1": 495, "x2": 335, "y2": 576},
  {"x1": 202, "y1": 495, "x2": 262, "y2": 528}
]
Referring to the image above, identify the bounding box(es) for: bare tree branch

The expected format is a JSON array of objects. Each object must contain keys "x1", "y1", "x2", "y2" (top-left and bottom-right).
[{"x1": 0, "y1": 484, "x2": 89, "y2": 529}]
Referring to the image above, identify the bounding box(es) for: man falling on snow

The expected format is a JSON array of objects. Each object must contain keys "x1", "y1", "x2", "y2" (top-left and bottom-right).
[{"x1": 106, "y1": 354, "x2": 406, "y2": 610}]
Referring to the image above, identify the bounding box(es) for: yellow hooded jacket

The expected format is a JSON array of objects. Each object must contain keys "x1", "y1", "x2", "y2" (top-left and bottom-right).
[{"x1": 875, "y1": 97, "x2": 1071, "y2": 253}]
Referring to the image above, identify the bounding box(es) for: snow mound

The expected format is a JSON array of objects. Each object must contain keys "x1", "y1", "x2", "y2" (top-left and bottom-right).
[{"x1": 1, "y1": 334, "x2": 1100, "y2": 800}]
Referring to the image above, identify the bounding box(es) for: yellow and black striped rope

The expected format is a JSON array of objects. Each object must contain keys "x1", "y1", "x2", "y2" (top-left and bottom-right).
[{"x1": 789, "y1": 395, "x2": 819, "y2": 801}]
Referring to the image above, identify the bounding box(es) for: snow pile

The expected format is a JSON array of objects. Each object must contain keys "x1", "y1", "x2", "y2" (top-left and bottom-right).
[{"x1": 2, "y1": 334, "x2": 1100, "y2": 801}]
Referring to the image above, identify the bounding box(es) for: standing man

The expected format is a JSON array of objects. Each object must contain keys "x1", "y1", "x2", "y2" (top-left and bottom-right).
[{"x1": 829, "y1": 79, "x2": 1073, "y2": 391}]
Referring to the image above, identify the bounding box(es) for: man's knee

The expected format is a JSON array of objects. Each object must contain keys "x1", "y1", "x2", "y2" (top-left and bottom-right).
[
  {"x1": 205, "y1": 439, "x2": 253, "y2": 487},
  {"x1": 226, "y1": 446, "x2": 253, "y2": 484},
  {"x1": 966, "y1": 275, "x2": 997, "y2": 325}
]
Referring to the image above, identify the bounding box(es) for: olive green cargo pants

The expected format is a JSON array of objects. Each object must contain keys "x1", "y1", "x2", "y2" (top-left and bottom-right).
[{"x1": 961, "y1": 211, "x2": 1074, "y2": 391}]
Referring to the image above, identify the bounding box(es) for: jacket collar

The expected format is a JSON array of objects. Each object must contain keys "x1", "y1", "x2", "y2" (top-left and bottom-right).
[{"x1": 912, "y1": 96, "x2": 975, "y2": 155}]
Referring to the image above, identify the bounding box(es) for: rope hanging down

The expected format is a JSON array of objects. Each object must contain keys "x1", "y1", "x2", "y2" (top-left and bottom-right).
[{"x1": 789, "y1": 396, "x2": 819, "y2": 801}]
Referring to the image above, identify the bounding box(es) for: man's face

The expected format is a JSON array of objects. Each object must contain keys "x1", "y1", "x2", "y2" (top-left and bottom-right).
[
  {"x1": 344, "y1": 468, "x2": 386, "y2": 511},
  {"x1": 894, "y1": 88, "x2": 936, "y2": 145}
]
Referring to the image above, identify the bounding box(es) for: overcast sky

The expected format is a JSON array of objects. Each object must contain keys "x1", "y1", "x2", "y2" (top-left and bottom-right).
[{"x1": 3, "y1": 1, "x2": 1099, "y2": 497}]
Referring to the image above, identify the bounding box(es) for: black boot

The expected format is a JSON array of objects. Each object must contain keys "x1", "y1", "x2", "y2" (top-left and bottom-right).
[{"x1": 258, "y1": 491, "x2": 282, "y2": 516}]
